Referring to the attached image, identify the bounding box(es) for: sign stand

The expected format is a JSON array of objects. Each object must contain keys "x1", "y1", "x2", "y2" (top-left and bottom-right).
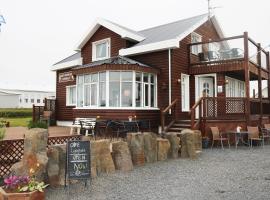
[{"x1": 65, "y1": 140, "x2": 91, "y2": 191}]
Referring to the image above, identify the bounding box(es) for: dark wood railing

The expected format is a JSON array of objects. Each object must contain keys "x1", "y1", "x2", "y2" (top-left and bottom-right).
[
  {"x1": 32, "y1": 98, "x2": 56, "y2": 125},
  {"x1": 189, "y1": 97, "x2": 203, "y2": 130},
  {"x1": 160, "y1": 99, "x2": 178, "y2": 134}
]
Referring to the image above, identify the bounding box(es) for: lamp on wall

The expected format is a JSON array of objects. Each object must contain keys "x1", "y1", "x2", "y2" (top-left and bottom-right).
[
  {"x1": 225, "y1": 79, "x2": 229, "y2": 85},
  {"x1": 177, "y1": 79, "x2": 181, "y2": 84}
]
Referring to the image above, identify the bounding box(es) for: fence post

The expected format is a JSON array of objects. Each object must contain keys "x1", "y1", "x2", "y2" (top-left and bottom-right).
[{"x1": 32, "y1": 104, "x2": 35, "y2": 122}]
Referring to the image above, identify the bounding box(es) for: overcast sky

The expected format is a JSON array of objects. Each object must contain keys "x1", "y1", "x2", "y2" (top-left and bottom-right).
[{"x1": 0, "y1": 0, "x2": 270, "y2": 91}]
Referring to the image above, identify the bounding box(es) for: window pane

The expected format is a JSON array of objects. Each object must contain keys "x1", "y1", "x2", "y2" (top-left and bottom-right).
[
  {"x1": 91, "y1": 84, "x2": 97, "y2": 106},
  {"x1": 144, "y1": 84, "x2": 149, "y2": 106},
  {"x1": 150, "y1": 74, "x2": 154, "y2": 83},
  {"x1": 109, "y1": 71, "x2": 120, "y2": 81},
  {"x1": 77, "y1": 84, "x2": 83, "y2": 107},
  {"x1": 96, "y1": 42, "x2": 107, "y2": 58},
  {"x1": 71, "y1": 87, "x2": 76, "y2": 104},
  {"x1": 151, "y1": 84, "x2": 155, "y2": 107},
  {"x1": 84, "y1": 85, "x2": 90, "y2": 106},
  {"x1": 136, "y1": 82, "x2": 142, "y2": 107},
  {"x1": 99, "y1": 82, "x2": 106, "y2": 107},
  {"x1": 78, "y1": 75, "x2": 84, "y2": 84},
  {"x1": 122, "y1": 71, "x2": 133, "y2": 81},
  {"x1": 99, "y1": 72, "x2": 106, "y2": 82},
  {"x1": 109, "y1": 82, "x2": 120, "y2": 107},
  {"x1": 91, "y1": 73, "x2": 98, "y2": 82},
  {"x1": 143, "y1": 73, "x2": 149, "y2": 82},
  {"x1": 84, "y1": 75, "x2": 91, "y2": 83},
  {"x1": 136, "y1": 72, "x2": 141, "y2": 82},
  {"x1": 122, "y1": 82, "x2": 132, "y2": 107}
]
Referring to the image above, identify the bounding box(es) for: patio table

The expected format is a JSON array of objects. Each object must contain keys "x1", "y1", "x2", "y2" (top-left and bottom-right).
[{"x1": 224, "y1": 131, "x2": 250, "y2": 148}]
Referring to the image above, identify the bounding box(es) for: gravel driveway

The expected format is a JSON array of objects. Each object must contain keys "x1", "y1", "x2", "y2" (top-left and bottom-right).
[{"x1": 46, "y1": 146, "x2": 270, "y2": 200}]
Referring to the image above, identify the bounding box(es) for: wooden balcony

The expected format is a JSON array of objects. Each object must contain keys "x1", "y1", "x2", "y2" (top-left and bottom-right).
[{"x1": 188, "y1": 33, "x2": 270, "y2": 79}]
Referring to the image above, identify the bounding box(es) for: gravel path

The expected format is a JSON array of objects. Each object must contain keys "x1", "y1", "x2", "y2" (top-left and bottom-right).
[{"x1": 46, "y1": 146, "x2": 270, "y2": 200}]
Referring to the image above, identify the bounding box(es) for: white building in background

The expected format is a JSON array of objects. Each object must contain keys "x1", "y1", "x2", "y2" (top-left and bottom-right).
[{"x1": 0, "y1": 89, "x2": 55, "y2": 108}]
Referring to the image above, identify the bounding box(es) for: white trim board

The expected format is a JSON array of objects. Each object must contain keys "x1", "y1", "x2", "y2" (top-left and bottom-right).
[
  {"x1": 51, "y1": 57, "x2": 82, "y2": 71},
  {"x1": 76, "y1": 18, "x2": 145, "y2": 50}
]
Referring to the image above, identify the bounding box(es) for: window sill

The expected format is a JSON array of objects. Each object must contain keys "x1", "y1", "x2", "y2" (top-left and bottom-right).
[
  {"x1": 73, "y1": 107, "x2": 160, "y2": 110},
  {"x1": 66, "y1": 104, "x2": 76, "y2": 107}
]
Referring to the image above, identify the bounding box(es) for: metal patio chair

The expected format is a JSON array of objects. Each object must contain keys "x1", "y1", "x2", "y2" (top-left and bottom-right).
[
  {"x1": 210, "y1": 126, "x2": 230, "y2": 149},
  {"x1": 247, "y1": 126, "x2": 263, "y2": 148}
]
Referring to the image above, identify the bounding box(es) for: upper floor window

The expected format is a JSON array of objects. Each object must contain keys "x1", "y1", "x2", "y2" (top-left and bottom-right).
[
  {"x1": 66, "y1": 85, "x2": 76, "y2": 106},
  {"x1": 191, "y1": 32, "x2": 202, "y2": 55},
  {"x1": 92, "y1": 38, "x2": 111, "y2": 61}
]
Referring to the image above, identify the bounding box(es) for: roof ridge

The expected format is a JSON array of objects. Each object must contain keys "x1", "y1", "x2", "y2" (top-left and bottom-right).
[{"x1": 139, "y1": 13, "x2": 208, "y2": 33}]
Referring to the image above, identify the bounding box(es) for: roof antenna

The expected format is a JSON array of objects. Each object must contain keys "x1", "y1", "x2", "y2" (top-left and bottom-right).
[
  {"x1": 207, "y1": 0, "x2": 222, "y2": 20},
  {"x1": 0, "y1": 11, "x2": 6, "y2": 32}
]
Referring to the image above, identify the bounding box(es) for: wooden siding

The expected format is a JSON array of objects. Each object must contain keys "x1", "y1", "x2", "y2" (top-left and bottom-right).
[
  {"x1": 81, "y1": 26, "x2": 127, "y2": 64},
  {"x1": 56, "y1": 69, "x2": 76, "y2": 121},
  {"x1": 171, "y1": 20, "x2": 221, "y2": 118}
]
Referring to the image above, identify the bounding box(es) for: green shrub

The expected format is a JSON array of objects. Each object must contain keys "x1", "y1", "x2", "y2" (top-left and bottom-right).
[
  {"x1": 0, "y1": 108, "x2": 32, "y2": 118},
  {"x1": 0, "y1": 128, "x2": 5, "y2": 140},
  {"x1": 27, "y1": 121, "x2": 48, "y2": 129}
]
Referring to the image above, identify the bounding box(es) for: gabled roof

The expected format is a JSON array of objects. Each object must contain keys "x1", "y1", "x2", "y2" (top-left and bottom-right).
[
  {"x1": 120, "y1": 14, "x2": 225, "y2": 56},
  {"x1": 74, "y1": 56, "x2": 150, "y2": 70},
  {"x1": 53, "y1": 13, "x2": 225, "y2": 71},
  {"x1": 51, "y1": 52, "x2": 82, "y2": 71},
  {"x1": 76, "y1": 18, "x2": 145, "y2": 50}
]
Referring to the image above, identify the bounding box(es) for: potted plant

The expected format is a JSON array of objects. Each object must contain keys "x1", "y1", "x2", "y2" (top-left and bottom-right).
[
  {"x1": 0, "y1": 175, "x2": 48, "y2": 200},
  {"x1": 202, "y1": 136, "x2": 209, "y2": 149}
]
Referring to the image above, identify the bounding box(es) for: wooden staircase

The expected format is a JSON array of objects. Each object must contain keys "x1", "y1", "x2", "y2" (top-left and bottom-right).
[{"x1": 166, "y1": 119, "x2": 192, "y2": 134}]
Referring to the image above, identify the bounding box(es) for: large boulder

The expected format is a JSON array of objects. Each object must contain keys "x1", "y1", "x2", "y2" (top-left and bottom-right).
[
  {"x1": 143, "y1": 132, "x2": 157, "y2": 163},
  {"x1": 127, "y1": 133, "x2": 145, "y2": 166},
  {"x1": 179, "y1": 129, "x2": 197, "y2": 159},
  {"x1": 157, "y1": 138, "x2": 170, "y2": 161},
  {"x1": 46, "y1": 144, "x2": 66, "y2": 187},
  {"x1": 164, "y1": 133, "x2": 180, "y2": 159},
  {"x1": 91, "y1": 139, "x2": 115, "y2": 176},
  {"x1": 111, "y1": 141, "x2": 133, "y2": 171},
  {"x1": 11, "y1": 128, "x2": 48, "y2": 182},
  {"x1": 193, "y1": 130, "x2": 202, "y2": 152}
]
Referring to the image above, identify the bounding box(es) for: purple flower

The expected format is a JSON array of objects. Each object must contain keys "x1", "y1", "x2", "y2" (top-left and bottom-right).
[{"x1": 4, "y1": 175, "x2": 30, "y2": 190}]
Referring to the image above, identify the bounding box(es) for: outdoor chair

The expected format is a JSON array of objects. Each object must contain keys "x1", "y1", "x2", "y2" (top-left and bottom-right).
[
  {"x1": 40, "y1": 111, "x2": 52, "y2": 126},
  {"x1": 106, "y1": 121, "x2": 128, "y2": 139},
  {"x1": 70, "y1": 118, "x2": 82, "y2": 135},
  {"x1": 139, "y1": 120, "x2": 151, "y2": 132},
  {"x1": 123, "y1": 121, "x2": 139, "y2": 133},
  {"x1": 95, "y1": 120, "x2": 108, "y2": 139},
  {"x1": 247, "y1": 126, "x2": 263, "y2": 148},
  {"x1": 210, "y1": 126, "x2": 230, "y2": 149},
  {"x1": 80, "y1": 118, "x2": 96, "y2": 138},
  {"x1": 260, "y1": 127, "x2": 270, "y2": 147}
]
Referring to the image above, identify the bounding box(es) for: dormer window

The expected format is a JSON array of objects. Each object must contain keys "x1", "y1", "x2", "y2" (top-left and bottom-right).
[{"x1": 92, "y1": 38, "x2": 111, "y2": 61}]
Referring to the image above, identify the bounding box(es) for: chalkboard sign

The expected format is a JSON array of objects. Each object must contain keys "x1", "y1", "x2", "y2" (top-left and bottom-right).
[{"x1": 66, "y1": 141, "x2": 91, "y2": 180}]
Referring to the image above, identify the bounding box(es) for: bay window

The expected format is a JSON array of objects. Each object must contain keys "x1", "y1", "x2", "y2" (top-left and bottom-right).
[{"x1": 75, "y1": 71, "x2": 157, "y2": 109}]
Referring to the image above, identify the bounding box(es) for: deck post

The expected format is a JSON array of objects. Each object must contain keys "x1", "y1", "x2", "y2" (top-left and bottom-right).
[
  {"x1": 244, "y1": 32, "x2": 250, "y2": 124},
  {"x1": 267, "y1": 52, "x2": 270, "y2": 120},
  {"x1": 257, "y1": 43, "x2": 263, "y2": 125}
]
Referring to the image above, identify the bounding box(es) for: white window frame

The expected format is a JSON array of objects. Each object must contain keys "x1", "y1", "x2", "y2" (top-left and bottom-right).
[
  {"x1": 66, "y1": 85, "x2": 77, "y2": 106},
  {"x1": 225, "y1": 76, "x2": 246, "y2": 97},
  {"x1": 92, "y1": 38, "x2": 111, "y2": 61},
  {"x1": 75, "y1": 71, "x2": 158, "y2": 110},
  {"x1": 191, "y1": 32, "x2": 202, "y2": 55},
  {"x1": 181, "y1": 73, "x2": 190, "y2": 112}
]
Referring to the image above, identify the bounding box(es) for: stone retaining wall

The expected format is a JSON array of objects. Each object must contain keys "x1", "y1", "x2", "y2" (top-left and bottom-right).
[{"x1": 11, "y1": 129, "x2": 202, "y2": 187}]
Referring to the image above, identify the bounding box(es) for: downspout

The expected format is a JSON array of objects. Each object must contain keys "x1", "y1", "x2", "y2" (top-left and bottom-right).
[{"x1": 168, "y1": 49, "x2": 172, "y2": 114}]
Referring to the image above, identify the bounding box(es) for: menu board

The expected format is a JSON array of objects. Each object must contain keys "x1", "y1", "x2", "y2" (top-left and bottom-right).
[{"x1": 66, "y1": 141, "x2": 91, "y2": 180}]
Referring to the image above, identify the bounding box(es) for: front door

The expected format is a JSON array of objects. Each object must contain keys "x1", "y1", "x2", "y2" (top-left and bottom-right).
[{"x1": 196, "y1": 76, "x2": 215, "y2": 118}]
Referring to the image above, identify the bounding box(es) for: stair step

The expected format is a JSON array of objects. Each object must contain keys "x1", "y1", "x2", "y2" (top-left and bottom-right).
[
  {"x1": 168, "y1": 127, "x2": 185, "y2": 131},
  {"x1": 173, "y1": 123, "x2": 191, "y2": 128}
]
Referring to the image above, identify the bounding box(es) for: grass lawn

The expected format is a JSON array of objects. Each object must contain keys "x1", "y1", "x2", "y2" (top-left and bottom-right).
[{"x1": 3, "y1": 117, "x2": 32, "y2": 127}]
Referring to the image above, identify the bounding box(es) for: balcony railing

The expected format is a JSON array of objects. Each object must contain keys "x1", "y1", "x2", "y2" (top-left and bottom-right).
[{"x1": 188, "y1": 33, "x2": 269, "y2": 71}]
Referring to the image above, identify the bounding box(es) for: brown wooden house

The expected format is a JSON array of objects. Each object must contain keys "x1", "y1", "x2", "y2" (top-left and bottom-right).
[{"x1": 51, "y1": 13, "x2": 270, "y2": 137}]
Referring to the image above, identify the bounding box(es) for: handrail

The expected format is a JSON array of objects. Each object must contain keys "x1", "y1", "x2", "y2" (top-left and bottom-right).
[
  {"x1": 160, "y1": 99, "x2": 178, "y2": 134},
  {"x1": 162, "y1": 99, "x2": 178, "y2": 114},
  {"x1": 188, "y1": 35, "x2": 244, "y2": 46},
  {"x1": 189, "y1": 97, "x2": 203, "y2": 130}
]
